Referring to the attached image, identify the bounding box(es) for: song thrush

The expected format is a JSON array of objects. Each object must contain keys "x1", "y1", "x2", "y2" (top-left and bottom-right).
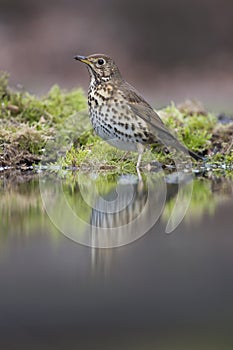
[{"x1": 74, "y1": 53, "x2": 203, "y2": 168}]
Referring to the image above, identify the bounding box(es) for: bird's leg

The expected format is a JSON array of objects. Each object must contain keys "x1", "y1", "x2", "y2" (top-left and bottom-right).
[
  {"x1": 136, "y1": 153, "x2": 143, "y2": 169},
  {"x1": 136, "y1": 144, "x2": 144, "y2": 169},
  {"x1": 136, "y1": 144, "x2": 145, "y2": 182}
]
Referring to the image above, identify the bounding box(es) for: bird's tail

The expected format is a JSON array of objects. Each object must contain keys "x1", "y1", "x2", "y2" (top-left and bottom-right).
[
  {"x1": 161, "y1": 130, "x2": 204, "y2": 161},
  {"x1": 172, "y1": 138, "x2": 204, "y2": 161},
  {"x1": 188, "y1": 149, "x2": 204, "y2": 161}
]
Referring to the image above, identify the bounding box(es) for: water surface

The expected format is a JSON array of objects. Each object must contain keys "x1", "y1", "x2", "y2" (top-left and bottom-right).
[{"x1": 0, "y1": 170, "x2": 233, "y2": 349}]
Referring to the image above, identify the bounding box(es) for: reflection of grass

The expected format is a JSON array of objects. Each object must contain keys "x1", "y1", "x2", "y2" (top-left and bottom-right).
[
  {"x1": 0, "y1": 172, "x2": 123, "y2": 244},
  {"x1": 0, "y1": 190, "x2": 45, "y2": 239},
  {"x1": 1, "y1": 170, "x2": 232, "y2": 246},
  {"x1": 162, "y1": 176, "x2": 233, "y2": 224},
  {"x1": 0, "y1": 175, "x2": 60, "y2": 243},
  {"x1": 58, "y1": 172, "x2": 120, "y2": 230}
]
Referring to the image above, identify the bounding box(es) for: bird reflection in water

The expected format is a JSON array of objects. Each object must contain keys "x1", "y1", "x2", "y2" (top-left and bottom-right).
[
  {"x1": 80, "y1": 173, "x2": 167, "y2": 249},
  {"x1": 39, "y1": 170, "x2": 195, "y2": 271}
]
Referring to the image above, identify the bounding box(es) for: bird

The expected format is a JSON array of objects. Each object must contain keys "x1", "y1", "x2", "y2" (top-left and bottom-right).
[{"x1": 74, "y1": 53, "x2": 203, "y2": 169}]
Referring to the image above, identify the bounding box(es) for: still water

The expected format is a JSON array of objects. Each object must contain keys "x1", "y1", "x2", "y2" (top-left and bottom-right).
[{"x1": 0, "y1": 169, "x2": 233, "y2": 349}]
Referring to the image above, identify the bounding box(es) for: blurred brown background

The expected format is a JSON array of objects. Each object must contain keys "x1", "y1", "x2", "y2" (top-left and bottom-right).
[{"x1": 1, "y1": 0, "x2": 233, "y2": 111}]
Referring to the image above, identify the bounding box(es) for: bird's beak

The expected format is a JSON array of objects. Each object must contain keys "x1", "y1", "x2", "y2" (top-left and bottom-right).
[{"x1": 73, "y1": 55, "x2": 91, "y2": 65}]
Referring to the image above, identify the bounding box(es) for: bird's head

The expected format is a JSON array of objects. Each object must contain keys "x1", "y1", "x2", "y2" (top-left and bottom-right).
[{"x1": 74, "y1": 53, "x2": 121, "y2": 83}]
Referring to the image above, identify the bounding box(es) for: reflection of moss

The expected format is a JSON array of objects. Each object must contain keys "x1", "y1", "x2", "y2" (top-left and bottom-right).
[
  {"x1": 0, "y1": 172, "x2": 122, "y2": 244},
  {"x1": 0, "y1": 171, "x2": 232, "y2": 245},
  {"x1": 0, "y1": 175, "x2": 59, "y2": 244},
  {"x1": 59, "y1": 172, "x2": 120, "y2": 229},
  {"x1": 162, "y1": 176, "x2": 233, "y2": 224}
]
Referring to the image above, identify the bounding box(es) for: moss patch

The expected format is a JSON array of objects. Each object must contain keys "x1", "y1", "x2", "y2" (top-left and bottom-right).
[
  {"x1": 0, "y1": 73, "x2": 232, "y2": 171},
  {"x1": 62, "y1": 100, "x2": 232, "y2": 172},
  {"x1": 0, "y1": 72, "x2": 87, "y2": 167}
]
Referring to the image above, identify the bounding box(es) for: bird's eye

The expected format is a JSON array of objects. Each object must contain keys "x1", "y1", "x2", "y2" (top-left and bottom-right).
[{"x1": 97, "y1": 58, "x2": 105, "y2": 66}]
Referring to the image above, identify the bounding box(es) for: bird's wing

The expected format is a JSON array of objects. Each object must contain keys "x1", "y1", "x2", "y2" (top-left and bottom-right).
[
  {"x1": 121, "y1": 81, "x2": 187, "y2": 151},
  {"x1": 118, "y1": 81, "x2": 203, "y2": 160}
]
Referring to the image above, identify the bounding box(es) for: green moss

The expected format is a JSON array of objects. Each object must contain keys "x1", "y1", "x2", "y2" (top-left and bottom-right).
[
  {"x1": 0, "y1": 71, "x2": 9, "y2": 98},
  {"x1": 0, "y1": 72, "x2": 87, "y2": 166},
  {"x1": 1, "y1": 80, "x2": 87, "y2": 125},
  {"x1": 61, "y1": 102, "x2": 225, "y2": 172},
  {"x1": 162, "y1": 102, "x2": 217, "y2": 152},
  {"x1": 0, "y1": 72, "x2": 232, "y2": 171}
]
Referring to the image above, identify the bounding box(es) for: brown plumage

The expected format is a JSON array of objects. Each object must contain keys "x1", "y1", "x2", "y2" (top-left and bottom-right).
[{"x1": 74, "y1": 53, "x2": 203, "y2": 168}]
